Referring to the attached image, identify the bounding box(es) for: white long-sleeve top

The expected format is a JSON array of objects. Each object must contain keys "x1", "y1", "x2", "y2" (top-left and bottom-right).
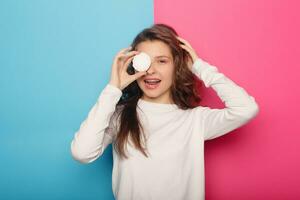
[{"x1": 70, "y1": 57, "x2": 259, "y2": 200}]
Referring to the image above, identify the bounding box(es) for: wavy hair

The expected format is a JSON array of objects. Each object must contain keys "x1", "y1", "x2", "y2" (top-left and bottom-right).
[{"x1": 112, "y1": 23, "x2": 203, "y2": 160}]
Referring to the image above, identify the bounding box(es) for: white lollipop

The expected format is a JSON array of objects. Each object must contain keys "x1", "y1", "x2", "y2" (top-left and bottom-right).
[{"x1": 132, "y1": 52, "x2": 151, "y2": 72}]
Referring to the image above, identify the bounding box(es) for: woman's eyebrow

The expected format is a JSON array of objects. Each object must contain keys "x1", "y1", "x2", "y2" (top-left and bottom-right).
[{"x1": 154, "y1": 55, "x2": 171, "y2": 59}]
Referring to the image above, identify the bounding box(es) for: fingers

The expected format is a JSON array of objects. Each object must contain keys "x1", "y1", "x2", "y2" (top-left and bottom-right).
[
  {"x1": 123, "y1": 50, "x2": 140, "y2": 58},
  {"x1": 176, "y1": 36, "x2": 193, "y2": 49},
  {"x1": 120, "y1": 51, "x2": 139, "y2": 73},
  {"x1": 119, "y1": 46, "x2": 132, "y2": 54},
  {"x1": 114, "y1": 46, "x2": 133, "y2": 61},
  {"x1": 113, "y1": 47, "x2": 138, "y2": 68},
  {"x1": 176, "y1": 36, "x2": 194, "y2": 58},
  {"x1": 176, "y1": 36, "x2": 199, "y2": 65},
  {"x1": 118, "y1": 49, "x2": 139, "y2": 62},
  {"x1": 179, "y1": 43, "x2": 190, "y2": 51}
]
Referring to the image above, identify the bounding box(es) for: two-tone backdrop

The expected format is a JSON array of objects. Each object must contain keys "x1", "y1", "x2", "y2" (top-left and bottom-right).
[{"x1": 1, "y1": 0, "x2": 299, "y2": 199}]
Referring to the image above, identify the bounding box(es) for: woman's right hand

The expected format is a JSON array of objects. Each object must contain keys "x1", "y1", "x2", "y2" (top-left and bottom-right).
[{"x1": 109, "y1": 47, "x2": 147, "y2": 90}]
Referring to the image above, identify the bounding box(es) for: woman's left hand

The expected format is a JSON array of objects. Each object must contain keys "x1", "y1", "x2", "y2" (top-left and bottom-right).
[{"x1": 176, "y1": 36, "x2": 199, "y2": 70}]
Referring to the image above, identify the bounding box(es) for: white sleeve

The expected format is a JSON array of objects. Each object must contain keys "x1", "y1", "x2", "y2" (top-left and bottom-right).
[
  {"x1": 192, "y1": 58, "x2": 260, "y2": 141},
  {"x1": 70, "y1": 84, "x2": 122, "y2": 164}
]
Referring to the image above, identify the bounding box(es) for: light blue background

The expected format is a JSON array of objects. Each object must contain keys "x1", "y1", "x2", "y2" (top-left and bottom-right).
[{"x1": 0, "y1": 1, "x2": 153, "y2": 199}]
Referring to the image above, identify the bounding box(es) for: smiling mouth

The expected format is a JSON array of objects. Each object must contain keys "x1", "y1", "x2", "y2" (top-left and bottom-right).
[
  {"x1": 144, "y1": 80, "x2": 161, "y2": 84},
  {"x1": 144, "y1": 80, "x2": 161, "y2": 89}
]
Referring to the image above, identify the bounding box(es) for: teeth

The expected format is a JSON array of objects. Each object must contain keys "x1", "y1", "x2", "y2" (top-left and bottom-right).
[{"x1": 145, "y1": 80, "x2": 161, "y2": 83}]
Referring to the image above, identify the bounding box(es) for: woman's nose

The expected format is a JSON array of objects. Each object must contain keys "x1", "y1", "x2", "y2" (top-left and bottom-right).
[{"x1": 146, "y1": 62, "x2": 155, "y2": 74}]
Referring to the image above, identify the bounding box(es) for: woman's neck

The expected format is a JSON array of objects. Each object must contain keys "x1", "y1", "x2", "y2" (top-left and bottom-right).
[{"x1": 141, "y1": 94, "x2": 175, "y2": 105}]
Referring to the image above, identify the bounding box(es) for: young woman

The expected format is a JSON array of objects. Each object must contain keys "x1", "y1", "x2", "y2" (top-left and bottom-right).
[{"x1": 70, "y1": 23, "x2": 259, "y2": 200}]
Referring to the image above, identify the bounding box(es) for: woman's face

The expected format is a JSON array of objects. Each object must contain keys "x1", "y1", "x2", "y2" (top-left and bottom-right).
[{"x1": 135, "y1": 40, "x2": 175, "y2": 104}]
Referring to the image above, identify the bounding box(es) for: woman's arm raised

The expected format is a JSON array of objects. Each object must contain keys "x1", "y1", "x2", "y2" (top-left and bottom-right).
[
  {"x1": 177, "y1": 36, "x2": 259, "y2": 141},
  {"x1": 70, "y1": 46, "x2": 146, "y2": 164},
  {"x1": 192, "y1": 58, "x2": 259, "y2": 140}
]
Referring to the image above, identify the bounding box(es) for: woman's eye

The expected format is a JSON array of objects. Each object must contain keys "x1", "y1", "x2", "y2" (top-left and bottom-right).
[{"x1": 159, "y1": 60, "x2": 167, "y2": 64}]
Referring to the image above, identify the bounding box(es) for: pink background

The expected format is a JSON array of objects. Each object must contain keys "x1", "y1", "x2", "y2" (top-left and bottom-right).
[{"x1": 154, "y1": 0, "x2": 300, "y2": 199}]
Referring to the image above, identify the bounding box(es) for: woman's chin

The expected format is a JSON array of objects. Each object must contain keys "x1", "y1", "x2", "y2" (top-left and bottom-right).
[{"x1": 142, "y1": 92, "x2": 160, "y2": 99}]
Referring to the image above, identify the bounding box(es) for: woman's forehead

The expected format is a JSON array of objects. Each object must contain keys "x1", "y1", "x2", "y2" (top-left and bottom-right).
[{"x1": 135, "y1": 41, "x2": 172, "y2": 57}]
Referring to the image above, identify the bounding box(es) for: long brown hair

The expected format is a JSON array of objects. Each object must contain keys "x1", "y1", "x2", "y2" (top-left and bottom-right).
[{"x1": 112, "y1": 23, "x2": 203, "y2": 160}]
